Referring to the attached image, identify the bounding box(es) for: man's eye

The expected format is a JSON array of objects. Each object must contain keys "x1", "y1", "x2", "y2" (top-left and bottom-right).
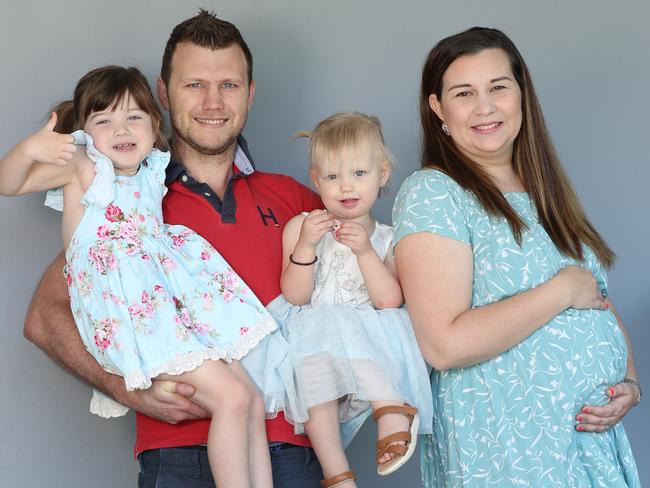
[
  {"x1": 223, "y1": 82, "x2": 237, "y2": 88},
  {"x1": 188, "y1": 82, "x2": 202, "y2": 88}
]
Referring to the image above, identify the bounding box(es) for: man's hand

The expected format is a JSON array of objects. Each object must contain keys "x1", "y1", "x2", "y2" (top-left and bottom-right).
[
  {"x1": 126, "y1": 380, "x2": 209, "y2": 424},
  {"x1": 576, "y1": 381, "x2": 639, "y2": 432}
]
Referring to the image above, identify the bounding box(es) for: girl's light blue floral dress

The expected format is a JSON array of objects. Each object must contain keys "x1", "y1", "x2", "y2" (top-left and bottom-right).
[
  {"x1": 392, "y1": 169, "x2": 639, "y2": 487},
  {"x1": 47, "y1": 131, "x2": 277, "y2": 417}
]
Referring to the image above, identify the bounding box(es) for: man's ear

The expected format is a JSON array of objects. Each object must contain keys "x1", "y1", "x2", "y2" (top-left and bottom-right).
[
  {"x1": 247, "y1": 79, "x2": 256, "y2": 109},
  {"x1": 157, "y1": 77, "x2": 170, "y2": 111},
  {"x1": 428, "y1": 93, "x2": 444, "y2": 122}
]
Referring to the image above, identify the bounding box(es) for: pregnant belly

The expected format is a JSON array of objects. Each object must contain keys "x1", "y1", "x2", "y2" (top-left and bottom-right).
[{"x1": 520, "y1": 308, "x2": 627, "y2": 407}]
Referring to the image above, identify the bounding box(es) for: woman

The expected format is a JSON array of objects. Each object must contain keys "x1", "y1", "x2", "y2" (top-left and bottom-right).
[{"x1": 392, "y1": 27, "x2": 640, "y2": 487}]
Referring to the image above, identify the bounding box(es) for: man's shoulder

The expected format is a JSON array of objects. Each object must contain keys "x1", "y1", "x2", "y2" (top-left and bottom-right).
[
  {"x1": 246, "y1": 169, "x2": 321, "y2": 211},
  {"x1": 249, "y1": 169, "x2": 306, "y2": 186}
]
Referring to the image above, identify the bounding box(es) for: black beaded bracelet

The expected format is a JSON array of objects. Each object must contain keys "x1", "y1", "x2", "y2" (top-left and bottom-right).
[
  {"x1": 623, "y1": 377, "x2": 642, "y2": 406},
  {"x1": 289, "y1": 253, "x2": 318, "y2": 266}
]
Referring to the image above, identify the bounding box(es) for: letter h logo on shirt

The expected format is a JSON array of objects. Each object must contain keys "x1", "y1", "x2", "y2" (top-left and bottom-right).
[{"x1": 257, "y1": 206, "x2": 279, "y2": 227}]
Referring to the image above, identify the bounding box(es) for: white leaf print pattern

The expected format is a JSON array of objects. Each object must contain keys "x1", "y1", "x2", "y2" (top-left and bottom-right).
[{"x1": 392, "y1": 169, "x2": 639, "y2": 487}]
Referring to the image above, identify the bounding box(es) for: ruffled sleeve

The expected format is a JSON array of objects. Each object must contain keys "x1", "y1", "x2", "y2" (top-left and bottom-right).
[
  {"x1": 44, "y1": 130, "x2": 116, "y2": 211},
  {"x1": 142, "y1": 149, "x2": 171, "y2": 191},
  {"x1": 392, "y1": 169, "x2": 472, "y2": 246}
]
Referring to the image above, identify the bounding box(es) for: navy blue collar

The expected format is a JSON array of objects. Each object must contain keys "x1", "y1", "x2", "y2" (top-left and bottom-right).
[{"x1": 164, "y1": 135, "x2": 255, "y2": 224}]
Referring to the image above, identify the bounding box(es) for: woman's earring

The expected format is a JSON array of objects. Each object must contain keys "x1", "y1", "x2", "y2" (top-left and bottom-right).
[{"x1": 441, "y1": 123, "x2": 450, "y2": 136}]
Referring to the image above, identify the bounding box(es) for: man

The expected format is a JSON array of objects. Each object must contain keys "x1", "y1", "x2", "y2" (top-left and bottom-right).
[{"x1": 24, "y1": 10, "x2": 324, "y2": 487}]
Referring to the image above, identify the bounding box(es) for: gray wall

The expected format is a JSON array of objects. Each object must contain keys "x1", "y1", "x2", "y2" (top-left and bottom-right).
[{"x1": 1, "y1": 1, "x2": 647, "y2": 486}]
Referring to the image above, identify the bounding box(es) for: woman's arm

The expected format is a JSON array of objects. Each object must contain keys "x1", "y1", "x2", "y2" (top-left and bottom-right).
[
  {"x1": 0, "y1": 113, "x2": 77, "y2": 195},
  {"x1": 24, "y1": 252, "x2": 209, "y2": 423},
  {"x1": 395, "y1": 232, "x2": 606, "y2": 371},
  {"x1": 280, "y1": 210, "x2": 332, "y2": 305},
  {"x1": 576, "y1": 300, "x2": 640, "y2": 432}
]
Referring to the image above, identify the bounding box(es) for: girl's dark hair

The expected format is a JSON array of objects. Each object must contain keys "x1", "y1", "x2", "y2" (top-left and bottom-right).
[
  {"x1": 53, "y1": 65, "x2": 167, "y2": 150},
  {"x1": 420, "y1": 27, "x2": 614, "y2": 266}
]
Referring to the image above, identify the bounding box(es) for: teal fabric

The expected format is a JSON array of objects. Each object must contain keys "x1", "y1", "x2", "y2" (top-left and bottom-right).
[{"x1": 392, "y1": 169, "x2": 639, "y2": 487}]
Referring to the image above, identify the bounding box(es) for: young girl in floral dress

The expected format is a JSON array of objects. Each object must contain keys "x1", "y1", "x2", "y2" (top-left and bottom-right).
[{"x1": 0, "y1": 65, "x2": 276, "y2": 488}]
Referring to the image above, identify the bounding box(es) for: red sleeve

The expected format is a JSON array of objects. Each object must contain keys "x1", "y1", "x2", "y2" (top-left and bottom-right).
[{"x1": 285, "y1": 175, "x2": 323, "y2": 213}]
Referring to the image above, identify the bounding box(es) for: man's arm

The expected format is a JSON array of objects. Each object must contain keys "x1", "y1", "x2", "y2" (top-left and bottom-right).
[{"x1": 24, "y1": 251, "x2": 208, "y2": 423}]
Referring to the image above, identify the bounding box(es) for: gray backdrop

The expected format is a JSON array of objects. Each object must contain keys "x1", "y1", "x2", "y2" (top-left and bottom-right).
[{"x1": 1, "y1": 1, "x2": 647, "y2": 486}]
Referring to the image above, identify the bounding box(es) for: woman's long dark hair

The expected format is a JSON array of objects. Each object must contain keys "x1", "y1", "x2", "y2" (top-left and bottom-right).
[{"x1": 420, "y1": 27, "x2": 614, "y2": 267}]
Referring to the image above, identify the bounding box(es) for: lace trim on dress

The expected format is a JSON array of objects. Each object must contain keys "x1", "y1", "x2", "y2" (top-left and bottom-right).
[{"x1": 88, "y1": 315, "x2": 277, "y2": 418}]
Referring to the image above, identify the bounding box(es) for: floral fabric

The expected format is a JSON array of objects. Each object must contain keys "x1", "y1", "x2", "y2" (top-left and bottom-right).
[{"x1": 64, "y1": 134, "x2": 277, "y2": 416}]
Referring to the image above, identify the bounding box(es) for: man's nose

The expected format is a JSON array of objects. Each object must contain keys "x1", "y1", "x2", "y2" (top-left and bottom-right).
[{"x1": 203, "y1": 86, "x2": 225, "y2": 110}]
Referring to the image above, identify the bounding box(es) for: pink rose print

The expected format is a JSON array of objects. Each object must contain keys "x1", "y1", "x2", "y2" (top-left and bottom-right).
[
  {"x1": 93, "y1": 318, "x2": 120, "y2": 351},
  {"x1": 223, "y1": 271, "x2": 239, "y2": 290},
  {"x1": 128, "y1": 303, "x2": 142, "y2": 317},
  {"x1": 88, "y1": 243, "x2": 117, "y2": 275},
  {"x1": 222, "y1": 290, "x2": 235, "y2": 302},
  {"x1": 138, "y1": 214, "x2": 145, "y2": 222},
  {"x1": 104, "y1": 204, "x2": 124, "y2": 222},
  {"x1": 96, "y1": 225, "x2": 110, "y2": 239},
  {"x1": 159, "y1": 254, "x2": 177, "y2": 272},
  {"x1": 154, "y1": 284, "x2": 165, "y2": 294},
  {"x1": 134, "y1": 191, "x2": 140, "y2": 198},
  {"x1": 172, "y1": 235, "x2": 185, "y2": 249},
  {"x1": 200, "y1": 251, "x2": 211, "y2": 260},
  {"x1": 240, "y1": 327, "x2": 249, "y2": 335},
  {"x1": 119, "y1": 218, "x2": 139, "y2": 241}
]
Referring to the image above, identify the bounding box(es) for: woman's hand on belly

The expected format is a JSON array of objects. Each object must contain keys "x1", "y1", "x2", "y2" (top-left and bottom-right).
[{"x1": 575, "y1": 380, "x2": 640, "y2": 432}]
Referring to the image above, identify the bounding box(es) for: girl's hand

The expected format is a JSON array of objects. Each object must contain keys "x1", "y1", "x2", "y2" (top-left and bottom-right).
[
  {"x1": 335, "y1": 221, "x2": 373, "y2": 256},
  {"x1": 575, "y1": 381, "x2": 639, "y2": 432},
  {"x1": 21, "y1": 112, "x2": 76, "y2": 166},
  {"x1": 554, "y1": 265, "x2": 607, "y2": 310},
  {"x1": 296, "y1": 209, "x2": 335, "y2": 249}
]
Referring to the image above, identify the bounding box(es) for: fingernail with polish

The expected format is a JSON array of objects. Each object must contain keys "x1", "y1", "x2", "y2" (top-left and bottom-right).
[
  {"x1": 576, "y1": 416, "x2": 583, "y2": 422},
  {"x1": 582, "y1": 407, "x2": 590, "y2": 413},
  {"x1": 609, "y1": 388, "x2": 615, "y2": 396},
  {"x1": 576, "y1": 425, "x2": 584, "y2": 431}
]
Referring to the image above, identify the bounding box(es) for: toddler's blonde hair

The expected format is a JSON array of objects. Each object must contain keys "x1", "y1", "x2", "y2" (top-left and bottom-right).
[{"x1": 297, "y1": 112, "x2": 395, "y2": 181}]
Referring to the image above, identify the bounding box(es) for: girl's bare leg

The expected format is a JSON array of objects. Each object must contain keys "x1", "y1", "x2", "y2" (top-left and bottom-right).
[
  {"x1": 227, "y1": 360, "x2": 273, "y2": 488},
  {"x1": 304, "y1": 400, "x2": 357, "y2": 488},
  {"x1": 158, "y1": 360, "x2": 261, "y2": 488}
]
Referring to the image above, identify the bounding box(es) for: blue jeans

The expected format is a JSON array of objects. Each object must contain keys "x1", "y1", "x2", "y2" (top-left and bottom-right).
[{"x1": 137, "y1": 444, "x2": 323, "y2": 488}]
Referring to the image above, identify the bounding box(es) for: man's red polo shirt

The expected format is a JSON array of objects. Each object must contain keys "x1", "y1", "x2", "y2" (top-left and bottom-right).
[{"x1": 134, "y1": 165, "x2": 322, "y2": 455}]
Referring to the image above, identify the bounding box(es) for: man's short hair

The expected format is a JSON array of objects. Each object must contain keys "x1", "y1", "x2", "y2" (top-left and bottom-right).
[{"x1": 161, "y1": 9, "x2": 253, "y2": 85}]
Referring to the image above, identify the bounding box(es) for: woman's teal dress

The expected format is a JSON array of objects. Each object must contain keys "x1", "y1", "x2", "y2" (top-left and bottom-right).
[{"x1": 392, "y1": 169, "x2": 639, "y2": 487}]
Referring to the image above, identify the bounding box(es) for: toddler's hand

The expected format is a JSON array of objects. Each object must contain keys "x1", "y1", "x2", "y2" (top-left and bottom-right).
[
  {"x1": 555, "y1": 265, "x2": 607, "y2": 310},
  {"x1": 296, "y1": 209, "x2": 336, "y2": 249},
  {"x1": 21, "y1": 112, "x2": 76, "y2": 166},
  {"x1": 335, "y1": 221, "x2": 373, "y2": 256}
]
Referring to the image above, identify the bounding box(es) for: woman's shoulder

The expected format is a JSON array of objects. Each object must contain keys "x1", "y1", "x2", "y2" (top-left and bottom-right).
[
  {"x1": 399, "y1": 167, "x2": 465, "y2": 196},
  {"x1": 396, "y1": 167, "x2": 470, "y2": 209}
]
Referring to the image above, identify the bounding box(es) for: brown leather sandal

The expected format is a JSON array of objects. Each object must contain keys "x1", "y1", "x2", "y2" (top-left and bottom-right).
[
  {"x1": 320, "y1": 470, "x2": 356, "y2": 487},
  {"x1": 373, "y1": 404, "x2": 419, "y2": 476}
]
